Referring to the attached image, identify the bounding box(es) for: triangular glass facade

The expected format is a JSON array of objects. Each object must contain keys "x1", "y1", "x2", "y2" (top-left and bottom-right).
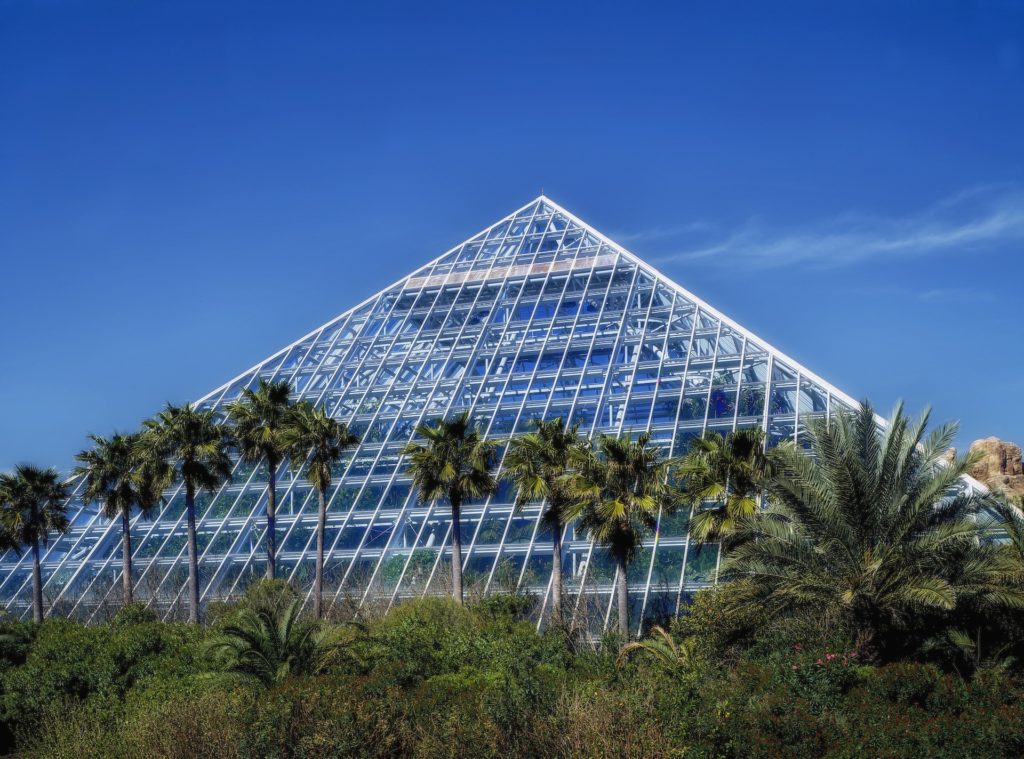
[{"x1": 0, "y1": 197, "x2": 860, "y2": 634}]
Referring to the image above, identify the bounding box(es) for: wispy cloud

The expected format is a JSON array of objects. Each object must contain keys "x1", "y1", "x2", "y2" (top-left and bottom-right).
[
  {"x1": 916, "y1": 287, "x2": 995, "y2": 304},
  {"x1": 613, "y1": 221, "x2": 714, "y2": 244},
  {"x1": 645, "y1": 185, "x2": 1024, "y2": 270},
  {"x1": 848, "y1": 284, "x2": 995, "y2": 304}
]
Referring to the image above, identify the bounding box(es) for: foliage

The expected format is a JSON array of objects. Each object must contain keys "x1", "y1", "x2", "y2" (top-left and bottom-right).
[
  {"x1": 282, "y1": 400, "x2": 359, "y2": 495},
  {"x1": 0, "y1": 465, "x2": 70, "y2": 623},
  {"x1": 9, "y1": 400, "x2": 1024, "y2": 757},
  {"x1": 226, "y1": 378, "x2": 294, "y2": 580},
  {"x1": 503, "y1": 417, "x2": 588, "y2": 529},
  {"x1": 723, "y1": 402, "x2": 1024, "y2": 660},
  {"x1": 74, "y1": 432, "x2": 164, "y2": 605},
  {"x1": 204, "y1": 598, "x2": 359, "y2": 686},
  {"x1": 679, "y1": 427, "x2": 770, "y2": 542},
  {"x1": 617, "y1": 624, "x2": 696, "y2": 670},
  {"x1": 226, "y1": 379, "x2": 293, "y2": 471},
  {"x1": 402, "y1": 413, "x2": 500, "y2": 514},
  {"x1": 402, "y1": 413, "x2": 499, "y2": 605},
  {"x1": 73, "y1": 432, "x2": 163, "y2": 523},
  {"x1": 1, "y1": 589, "x2": 1024, "y2": 758},
  {"x1": 142, "y1": 403, "x2": 233, "y2": 499},
  {"x1": 503, "y1": 417, "x2": 588, "y2": 625},
  {"x1": 282, "y1": 400, "x2": 359, "y2": 617},
  {"x1": 141, "y1": 402, "x2": 232, "y2": 623},
  {"x1": 0, "y1": 465, "x2": 68, "y2": 551},
  {"x1": 565, "y1": 431, "x2": 676, "y2": 638}
]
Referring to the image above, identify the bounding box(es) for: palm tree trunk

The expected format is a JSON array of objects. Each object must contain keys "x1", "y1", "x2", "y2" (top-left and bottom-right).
[
  {"x1": 451, "y1": 499, "x2": 464, "y2": 605},
  {"x1": 121, "y1": 508, "x2": 134, "y2": 606},
  {"x1": 186, "y1": 485, "x2": 201, "y2": 624},
  {"x1": 551, "y1": 518, "x2": 563, "y2": 626},
  {"x1": 616, "y1": 553, "x2": 629, "y2": 640},
  {"x1": 265, "y1": 462, "x2": 277, "y2": 580},
  {"x1": 31, "y1": 540, "x2": 43, "y2": 624},
  {"x1": 315, "y1": 485, "x2": 327, "y2": 619}
]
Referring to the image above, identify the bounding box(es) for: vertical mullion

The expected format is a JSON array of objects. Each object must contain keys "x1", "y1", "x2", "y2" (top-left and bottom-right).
[
  {"x1": 155, "y1": 297, "x2": 389, "y2": 615},
  {"x1": 484, "y1": 248, "x2": 604, "y2": 598},
  {"x1": 415, "y1": 214, "x2": 555, "y2": 600},
  {"x1": 352, "y1": 222, "x2": 536, "y2": 610},
  {"x1": 138, "y1": 323, "x2": 345, "y2": 619},
  {"x1": 633, "y1": 288, "x2": 680, "y2": 634},
  {"x1": 84, "y1": 319, "x2": 355, "y2": 619},
  {"x1": 671, "y1": 310, "x2": 705, "y2": 615},
  {"x1": 592, "y1": 273, "x2": 659, "y2": 635},
  {"x1": 546, "y1": 261, "x2": 643, "y2": 630},
  {"x1": 455, "y1": 222, "x2": 584, "y2": 589},
  {"x1": 293, "y1": 244, "x2": 484, "y2": 610},
  {"x1": 334, "y1": 206, "x2": 547, "y2": 609},
  {"x1": 51, "y1": 327, "x2": 336, "y2": 620}
]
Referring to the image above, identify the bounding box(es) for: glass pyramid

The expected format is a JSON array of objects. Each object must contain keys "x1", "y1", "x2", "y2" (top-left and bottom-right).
[{"x1": 0, "y1": 197, "x2": 861, "y2": 633}]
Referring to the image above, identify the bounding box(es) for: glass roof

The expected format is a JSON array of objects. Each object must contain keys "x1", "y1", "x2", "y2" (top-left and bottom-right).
[{"x1": 0, "y1": 197, "x2": 861, "y2": 634}]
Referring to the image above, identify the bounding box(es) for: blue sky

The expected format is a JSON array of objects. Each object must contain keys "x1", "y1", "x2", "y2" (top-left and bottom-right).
[{"x1": 1, "y1": 1, "x2": 1022, "y2": 471}]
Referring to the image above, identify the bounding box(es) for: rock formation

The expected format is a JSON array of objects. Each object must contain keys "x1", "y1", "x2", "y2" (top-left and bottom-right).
[{"x1": 968, "y1": 437, "x2": 1024, "y2": 501}]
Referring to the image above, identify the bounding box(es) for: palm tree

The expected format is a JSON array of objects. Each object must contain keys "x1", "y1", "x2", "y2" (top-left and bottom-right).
[
  {"x1": 227, "y1": 379, "x2": 294, "y2": 580},
  {"x1": 282, "y1": 401, "x2": 360, "y2": 618},
  {"x1": 724, "y1": 402, "x2": 1024, "y2": 659},
  {"x1": 142, "y1": 403, "x2": 232, "y2": 624},
  {"x1": 0, "y1": 466, "x2": 70, "y2": 623},
  {"x1": 503, "y1": 417, "x2": 588, "y2": 626},
  {"x1": 566, "y1": 432, "x2": 676, "y2": 639},
  {"x1": 402, "y1": 412, "x2": 499, "y2": 605},
  {"x1": 204, "y1": 597, "x2": 359, "y2": 686},
  {"x1": 73, "y1": 432, "x2": 163, "y2": 606},
  {"x1": 678, "y1": 427, "x2": 771, "y2": 580},
  {"x1": 936, "y1": 498, "x2": 1024, "y2": 670}
]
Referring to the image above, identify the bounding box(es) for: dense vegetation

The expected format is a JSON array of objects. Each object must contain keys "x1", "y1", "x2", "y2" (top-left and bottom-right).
[
  {"x1": 3, "y1": 388, "x2": 1024, "y2": 756},
  {"x1": 4, "y1": 583, "x2": 1024, "y2": 758}
]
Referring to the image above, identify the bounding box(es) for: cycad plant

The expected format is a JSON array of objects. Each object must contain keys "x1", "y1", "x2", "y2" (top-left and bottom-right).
[
  {"x1": 403, "y1": 412, "x2": 498, "y2": 605},
  {"x1": 566, "y1": 432, "x2": 676, "y2": 639},
  {"x1": 142, "y1": 403, "x2": 232, "y2": 623},
  {"x1": 0, "y1": 466, "x2": 69, "y2": 622},
  {"x1": 616, "y1": 624, "x2": 696, "y2": 669},
  {"x1": 503, "y1": 417, "x2": 589, "y2": 626},
  {"x1": 724, "y1": 402, "x2": 1024, "y2": 658},
  {"x1": 74, "y1": 432, "x2": 163, "y2": 606},
  {"x1": 283, "y1": 400, "x2": 360, "y2": 618},
  {"x1": 227, "y1": 379, "x2": 294, "y2": 580},
  {"x1": 205, "y1": 597, "x2": 358, "y2": 686}
]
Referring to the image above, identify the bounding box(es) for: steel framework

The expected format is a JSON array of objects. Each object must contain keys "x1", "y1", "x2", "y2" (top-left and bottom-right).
[{"x1": 0, "y1": 197, "x2": 872, "y2": 633}]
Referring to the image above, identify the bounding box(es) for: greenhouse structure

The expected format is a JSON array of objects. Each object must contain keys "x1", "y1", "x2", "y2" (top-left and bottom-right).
[{"x1": 0, "y1": 197, "x2": 869, "y2": 633}]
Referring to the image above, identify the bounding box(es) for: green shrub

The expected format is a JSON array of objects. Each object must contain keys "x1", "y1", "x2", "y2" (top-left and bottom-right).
[
  {"x1": 11, "y1": 591, "x2": 1024, "y2": 758},
  {"x1": 120, "y1": 677, "x2": 256, "y2": 759},
  {"x1": 861, "y1": 662, "x2": 943, "y2": 708}
]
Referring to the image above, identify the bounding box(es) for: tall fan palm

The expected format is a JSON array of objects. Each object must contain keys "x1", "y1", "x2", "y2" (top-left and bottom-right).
[
  {"x1": 503, "y1": 417, "x2": 589, "y2": 625},
  {"x1": 679, "y1": 428, "x2": 771, "y2": 581},
  {"x1": 0, "y1": 466, "x2": 69, "y2": 623},
  {"x1": 402, "y1": 412, "x2": 498, "y2": 605},
  {"x1": 142, "y1": 403, "x2": 232, "y2": 624},
  {"x1": 227, "y1": 379, "x2": 294, "y2": 580},
  {"x1": 566, "y1": 432, "x2": 676, "y2": 639},
  {"x1": 679, "y1": 428, "x2": 770, "y2": 544},
  {"x1": 724, "y1": 402, "x2": 1024, "y2": 658},
  {"x1": 73, "y1": 432, "x2": 163, "y2": 606},
  {"x1": 282, "y1": 401, "x2": 360, "y2": 618}
]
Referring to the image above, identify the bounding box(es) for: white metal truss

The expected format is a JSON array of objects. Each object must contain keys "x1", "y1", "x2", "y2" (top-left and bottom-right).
[{"x1": 0, "y1": 195, "x2": 977, "y2": 631}]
